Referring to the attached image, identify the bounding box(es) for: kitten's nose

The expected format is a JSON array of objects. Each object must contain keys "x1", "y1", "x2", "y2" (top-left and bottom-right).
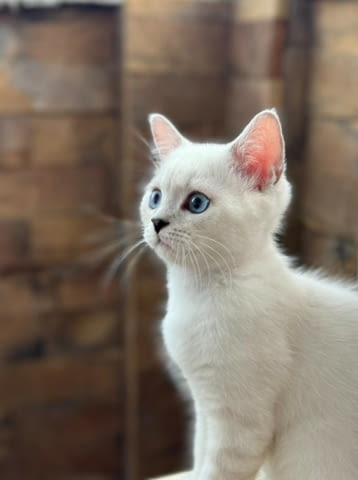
[{"x1": 151, "y1": 218, "x2": 169, "y2": 234}]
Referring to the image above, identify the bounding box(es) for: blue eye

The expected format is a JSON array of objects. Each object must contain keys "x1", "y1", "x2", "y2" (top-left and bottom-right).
[
  {"x1": 149, "y1": 189, "x2": 162, "y2": 209},
  {"x1": 186, "y1": 192, "x2": 210, "y2": 214}
]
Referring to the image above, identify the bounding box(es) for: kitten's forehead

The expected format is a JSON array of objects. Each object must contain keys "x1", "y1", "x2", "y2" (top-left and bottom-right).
[{"x1": 152, "y1": 142, "x2": 230, "y2": 191}]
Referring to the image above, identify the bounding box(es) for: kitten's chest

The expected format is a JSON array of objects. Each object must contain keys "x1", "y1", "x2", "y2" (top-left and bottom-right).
[
  {"x1": 162, "y1": 288, "x2": 234, "y2": 373},
  {"x1": 162, "y1": 310, "x2": 212, "y2": 376}
]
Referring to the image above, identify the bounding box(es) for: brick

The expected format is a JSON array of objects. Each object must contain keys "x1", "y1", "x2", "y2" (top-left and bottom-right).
[
  {"x1": 225, "y1": 78, "x2": 283, "y2": 136},
  {"x1": 310, "y1": 52, "x2": 358, "y2": 118},
  {"x1": 0, "y1": 21, "x2": 18, "y2": 60},
  {"x1": 57, "y1": 271, "x2": 119, "y2": 312},
  {"x1": 0, "y1": 220, "x2": 29, "y2": 270},
  {"x1": 231, "y1": 21, "x2": 286, "y2": 77},
  {"x1": 127, "y1": 0, "x2": 230, "y2": 21},
  {"x1": 302, "y1": 227, "x2": 357, "y2": 278},
  {"x1": 0, "y1": 117, "x2": 30, "y2": 169},
  {"x1": 0, "y1": 164, "x2": 109, "y2": 218},
  {"x1": 30, "y1": 214, "x2": 114, "y2": 265},
  {"x1": 0, "y1": 350, "x2": 122, "y2": 415},
  {"x1": 305, "y1": 120, "x2": 357, "y2": 181},
  {"x1": 30, "y1": 116, "x2": 117, "y2": 167},
  {"x1": 18, "y1": 11, "x2": 117, "y2": 66},
  {"x1": 0, "y1": 66, "x2": 32, "y2": 113},
  {"x1": 9, "y1": 61, "x2": 115, "y2": 114},
  {"x1": 0, "y1": 274, "x2": 53, "y2": 319},
  {"x1": 0, "y1": 314, "x2": 43, "y2": 361},
  {"x1": 0, "y1": 57, "x2": 114, "y2": 116},
  {"x1": 127, "y1": 74, "x2": 225, "y2": 128},
  {"x1": 0, "y1": 9, "x2": 117, "y2": 113},
  {"x1": 313, "y1": 1, "x2": 358, "y2": 54},
  {"x1": 62, "y1": 309, "x2": 121, "y2": 349},
  {"x1": 233, "y1": 0, "x2": 288, "y2": 23},
  {"x1": 302, "y1": 120, "x2": 358, "y2": 237},
  {"x1": 0, "y1": 277, "x2": 54, "y2": 361},
  {"x1": 126, "y1": 17, "x2": 228, "y2": 76},
  {"x1": 0, "y1": 426, "x2": 13, "y2": 466},
  {"x1": 1, "y1": 400, "x2": 123, "y2": 478},
  {"x1": 301, "y1": 175, "x2": 352, "y2": 239},
  {"x1": 0, "y1": 115, "x2": 117, "y2": 169}
]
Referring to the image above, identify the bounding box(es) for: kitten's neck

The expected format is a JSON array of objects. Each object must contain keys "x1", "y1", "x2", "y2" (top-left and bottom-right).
[{"x1": 166, "y1": 239, "x2": 289, "y2": 292}]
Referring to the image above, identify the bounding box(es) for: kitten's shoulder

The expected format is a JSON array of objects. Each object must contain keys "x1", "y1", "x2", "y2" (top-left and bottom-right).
[{"x1": 294, "y1": 265, "x2": 358, "y2": 300}]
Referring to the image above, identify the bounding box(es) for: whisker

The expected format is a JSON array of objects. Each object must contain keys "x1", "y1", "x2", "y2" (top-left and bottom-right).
[
  {"x1": 132, "y1": 127, "x2": 152, "y2": 150},
  {"x1": 77, "y1": 205, "x2": 120, "y2": 224},
  {"x1": 180, "y1": 236, "x2": 200, "y2": 288},
  {"x1": 196, "y1": 238, "x2": 233, "y2": 288},
  {"x1": 193, "y1": 233, "x2": 236, "y2": 266},
  {"x1": 186, "y1": 242, "x2": 201, "y2": 289},
  {"x1": 101, "y1": 239, "x2": 146, "y2": 290},
  {"x1": 83, "y1": 225, "x2": 139, "y2": 246},
  {"x1": 118, "y1": 244, "x2": 147, "y2": 285},
  {"x1": 174, "y1": 237, "x2": 181, "y2": 270},
  {"x1": 190, "y1": 241, "x2": 210, "y2": 288},
  {"x1": 80, "y1": 235, "x2": 140, "y2": 267}
]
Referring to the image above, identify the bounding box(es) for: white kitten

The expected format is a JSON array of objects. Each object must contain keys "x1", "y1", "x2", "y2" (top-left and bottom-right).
[{"x1": 140, "y1": 110, "x2": 358, "y2": 480}]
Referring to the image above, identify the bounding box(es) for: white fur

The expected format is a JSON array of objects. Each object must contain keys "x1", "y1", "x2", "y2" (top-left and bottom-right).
[{"x1": 140, "y1": 111, "x2": 358, "y2": 480}]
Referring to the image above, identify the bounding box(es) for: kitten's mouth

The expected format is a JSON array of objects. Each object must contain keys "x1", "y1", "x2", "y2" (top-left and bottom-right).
[
  {"x1": 157, "y1": 237, "x2": 172, "y2": 250},
  {"x1": 154, "y1": 235, "x2": 175, "y2": 254}
]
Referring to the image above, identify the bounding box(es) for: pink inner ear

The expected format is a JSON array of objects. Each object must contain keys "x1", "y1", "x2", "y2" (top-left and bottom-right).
[
  {"x1": 150, "y1": 115, "x2": 183, "y2": 158},
  {"x1": 233, "y1": 112, "x2": 284, "y2": 190}
]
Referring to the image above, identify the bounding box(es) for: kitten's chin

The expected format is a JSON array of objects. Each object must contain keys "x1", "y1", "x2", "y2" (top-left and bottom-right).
[
  {"x1": 151, "y1": 239, "x2": 179, "y2": 265},
  {"x1": 144, "y1": 232, "x2": 180, "y2": 264}
]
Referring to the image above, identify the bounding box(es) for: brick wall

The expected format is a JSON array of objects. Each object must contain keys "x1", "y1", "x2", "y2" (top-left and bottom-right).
[
  {"x1": 0, "y1": 2, "x2": 356, "y2": 480},
  {"x1": 0, "y1": 6, "x2": 123, "y2": 480},
  {"x1": 300, "y1": 0, "x2": 358, "y2": 275}
]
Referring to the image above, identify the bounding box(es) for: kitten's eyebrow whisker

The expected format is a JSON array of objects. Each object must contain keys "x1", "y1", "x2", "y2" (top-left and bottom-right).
[{"x1": 132, "y1": 127, "x2": 152, "y2": 150}]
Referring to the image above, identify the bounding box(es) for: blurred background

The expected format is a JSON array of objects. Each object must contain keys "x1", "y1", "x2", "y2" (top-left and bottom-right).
[{"x1": 0, "y1": 0, "x2": 357, "y2": 479}]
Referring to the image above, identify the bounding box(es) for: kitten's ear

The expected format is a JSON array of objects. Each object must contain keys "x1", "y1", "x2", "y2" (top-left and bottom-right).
[
  {"x1": 231, "y1": 109, "x2": 285, "y2": 190},
  {"x1": 149, "y1": 113, "x2": 187, "y2": 159}
]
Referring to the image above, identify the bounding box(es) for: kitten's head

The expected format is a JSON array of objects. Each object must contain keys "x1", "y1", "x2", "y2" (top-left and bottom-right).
[{"x1": 140, "y1": 110, "x2": 291, "y2": 272}]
